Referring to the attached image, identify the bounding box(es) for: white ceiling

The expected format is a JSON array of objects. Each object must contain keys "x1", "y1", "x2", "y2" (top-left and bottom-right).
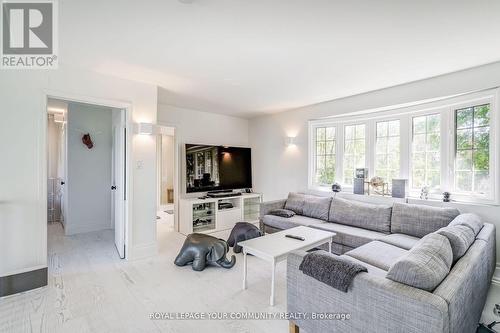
[{"x1": 60, "y1": 0, "x2": 500, "y2": 118}]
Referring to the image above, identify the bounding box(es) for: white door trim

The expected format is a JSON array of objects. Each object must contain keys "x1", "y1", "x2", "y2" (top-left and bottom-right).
[
  {"x1": 155, "y1": 123, "x2": 179, "y2": 232},
  {"x1": 44, "y1": 91, "x2": 132, "y2": 260}
]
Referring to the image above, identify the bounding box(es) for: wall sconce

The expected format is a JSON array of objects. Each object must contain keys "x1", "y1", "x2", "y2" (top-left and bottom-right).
[
  {"x1": 53, "y1": 114, "x2": 65, "y2": 123},
  {"x1": 135, "y1": 122, "x2": 154, "y2": 135},
  {"x1": 285, "y1": 136, "x2": 296, "y2": 147}
]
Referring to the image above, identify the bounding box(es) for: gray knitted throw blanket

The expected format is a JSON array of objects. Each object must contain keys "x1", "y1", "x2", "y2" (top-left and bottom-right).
[{"x1": 299, "y1": 250, "x2": 367, "y2": 292}]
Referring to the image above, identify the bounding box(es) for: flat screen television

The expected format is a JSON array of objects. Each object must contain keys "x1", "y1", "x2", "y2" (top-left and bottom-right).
[{"x1": 185, "y1": 144, "x2": 252, "y2": 193}]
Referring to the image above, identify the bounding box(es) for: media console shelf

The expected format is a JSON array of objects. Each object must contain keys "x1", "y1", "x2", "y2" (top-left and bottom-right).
[{"x1": 179, "y1": 193, "x2": 262, "y2": 235}]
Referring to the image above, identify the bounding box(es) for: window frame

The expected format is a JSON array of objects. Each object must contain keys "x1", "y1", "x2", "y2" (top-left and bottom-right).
[
  {"x1": 312, "y1": 126, "x2": 337, "y2": 186},
  {"x1": 408, "y1": 109, "x2": 446, "y2": 195},
  {"x1": 374, "y1": 119, "x2": 402, "y2": 185},
  {"x1": 308, "y1": 88, "x2": 499, "y2": 205},
  {"x1": 447, "y1": 97, "x2": 497, "y2": 202},
  {"x1": 343, "y1": 123, "x2": 367, "y2": 185}
]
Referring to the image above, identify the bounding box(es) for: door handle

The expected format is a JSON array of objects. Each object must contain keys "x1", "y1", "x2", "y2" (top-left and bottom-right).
[{"x1": 111, "y1": 186, "x2": 117, "y2": 190}]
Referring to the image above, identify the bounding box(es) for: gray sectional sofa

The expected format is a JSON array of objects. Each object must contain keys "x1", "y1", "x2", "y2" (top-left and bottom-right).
[{"x1": 259, "y1": 193, "x2": 496, "y2": 333}]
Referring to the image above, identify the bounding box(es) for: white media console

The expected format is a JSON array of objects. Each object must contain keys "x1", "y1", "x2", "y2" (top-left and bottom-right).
[{"x1": 179, "y1": 193, "x2": 262, "y2": 235}]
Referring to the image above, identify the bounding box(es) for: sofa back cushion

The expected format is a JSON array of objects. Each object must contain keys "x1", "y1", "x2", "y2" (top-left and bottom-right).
[
  {"x1": 386, "y1": 233, "x2": 452, "y2": 291},
  {"x1": 284, "y1": 192, "x2": 305, "y2": 215},
  {"x1": 448, "y1": 213, "x2": 483, "y2": 235},
  {"x1": 391, "y1": 203, "x2": 460, "y2": 238},
  {"x1": 302, "y1": 195, "x2": 331, "y2": 220},
  {"x1": 328, "y1": 197, "x2": 392, "y2": 233},
  {"x1": 284, "y1": 193, "x2": 332, "y2": 220},
  {"x1": 436, "y1": 225, "x2": 475, "y2": 263}
]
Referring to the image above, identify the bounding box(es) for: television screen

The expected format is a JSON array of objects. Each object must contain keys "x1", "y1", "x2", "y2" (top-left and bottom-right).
[{"x1": 185, "y1": 144, "x2": 252, "y2": 193}]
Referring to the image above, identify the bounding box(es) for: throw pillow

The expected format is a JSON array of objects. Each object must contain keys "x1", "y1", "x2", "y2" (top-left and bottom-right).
[
  {"x1": 269, "y1": 209, "x2": 296, "y2": 218},
  {"x1": 386, "y1": 233, "x2": 452, "y2": 291},
  {"x1": 284, "y1": 192, "x2": 305, "y2": 215},
  {"x1": 436, "y1": 225, "x2": 475, "y2": 263},
  {"x1": 302, "y1": 195, "x2": 331, "y2": 220},
  {"x1": 448, "y1": 213, "x2": 483, "y2": 236}
]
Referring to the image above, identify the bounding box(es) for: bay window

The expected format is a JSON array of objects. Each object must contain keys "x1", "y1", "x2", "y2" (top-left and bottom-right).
[{"x1": 308, "y1": 88, "x2": 498, "y2": 204}]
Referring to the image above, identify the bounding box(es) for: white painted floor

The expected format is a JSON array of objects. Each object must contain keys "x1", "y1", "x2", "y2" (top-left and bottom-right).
[
  {"x1": 3, "y1": 219, "x2": 499, "y2": 332},
  {"x1": 0, "y1": 222, "x2": 289, "y2": 333}
]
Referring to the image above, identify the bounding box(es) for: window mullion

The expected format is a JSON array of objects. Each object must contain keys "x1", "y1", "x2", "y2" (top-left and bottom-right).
[
  {"x1": 367, "y1": 120, "x2": 375, "y2": 179},
  {"x1": 400, "y1": 115, "x2": 410, "y2": 180},
  {"x1": 336, "y1": 125, "x2": 344, "y2": 185},
  {"x1": 441, "y1": 107, "x2": 453, "y2": 194}
]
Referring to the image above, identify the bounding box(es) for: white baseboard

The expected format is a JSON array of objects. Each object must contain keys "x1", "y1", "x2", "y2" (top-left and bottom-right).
[
  {"x1": 128, "y1": 241, "x2": 158, "y2": 261},
  {"x1": 64, "y1": 221, "x2": 111, "y2": 235}
]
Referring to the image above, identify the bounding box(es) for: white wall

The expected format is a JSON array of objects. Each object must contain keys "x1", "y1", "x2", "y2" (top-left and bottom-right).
[
  {"x1": 249, "y1": 61, "x2": 500, "y2": 275},
  {"x1": 47, "y1": 115, "x2": 62, "y2": 179},
  {"x1": 66, "y1": 103, "x2": 113, "y2": 235},
  {"x1": 162, "y1": 135, "x2": 174, "y2": 190},
  {"x1": 0, "y1": 65, "x2": 158, "y2": 278},
  {"x1": 158, "y1": 103, "x2": 249, "y2": 147},
  {"x1": 157, "y1": 103, "x2": 249, "y2": 197}
]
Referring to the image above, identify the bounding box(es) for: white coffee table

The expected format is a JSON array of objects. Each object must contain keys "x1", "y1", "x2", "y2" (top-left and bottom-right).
[{"x1": 238, "y1": 226, "x2": 334, "y2": 306}]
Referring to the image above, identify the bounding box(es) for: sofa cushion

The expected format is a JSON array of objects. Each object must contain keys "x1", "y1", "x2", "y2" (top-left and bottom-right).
[
  {"x1": 328, "y1": 197, "x2": 392, "y2": 233},
  {"x1": 376, "y1": 233, "x2": 420, "y2": 250},
  {"x1": 344, "y1": 241, "x2": 408, "y2": 270},
  {"x1": 310, "y1": 222, "x2": 386, "y2": 248},
  {"x1": 302, "y1": 195, "x2": 331, "y2": 220},
  {"x1": 386, "y1": 233, "x2": 452, "y2": 291},
  {"x1": 340, "y1": 255, "x2": 388, "y2": 278},
  {"x1": 391, "y1": 203, "x2": 460, "y2": 238},
  {"x1": 262, "y1": 214, "x2": 323, "y2": 230},
  {"x1": 436, "y1": 225, "x2": 475, "y2": 263},
  {"x1": 284, "y1": 192, "x2": 306, "y2": 214},
  {"x1": 448, "y1": 213, "x2": 483, "y2": 236}
]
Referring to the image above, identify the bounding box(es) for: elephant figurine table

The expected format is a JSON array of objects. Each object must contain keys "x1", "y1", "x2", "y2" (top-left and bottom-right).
[
  {"x1": 174, "y1": 233, "x2": 236, "y2": 271},
  {"x1": 227, "y1": 222, "x2": 263, "y2": 253}
]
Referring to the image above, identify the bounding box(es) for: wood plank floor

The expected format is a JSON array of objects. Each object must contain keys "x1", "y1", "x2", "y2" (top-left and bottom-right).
[{"x1": 0, "y1": 222, "x2": 289, "y2": 333}]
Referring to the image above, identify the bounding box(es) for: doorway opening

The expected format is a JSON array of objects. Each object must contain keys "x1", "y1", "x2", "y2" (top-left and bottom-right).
[
  {"x1": 156, "y1": 127, "x2": 177, "y2": 246},
  {"x1": 46, "y1": 97, "x2": 129, "y2": 259}
]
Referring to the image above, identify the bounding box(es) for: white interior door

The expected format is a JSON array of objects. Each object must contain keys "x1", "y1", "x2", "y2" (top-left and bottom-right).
[{"x1": 112, "y1": 121, "x2": 126, "y2": 259}]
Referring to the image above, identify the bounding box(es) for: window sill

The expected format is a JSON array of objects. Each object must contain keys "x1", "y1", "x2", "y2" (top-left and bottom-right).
[
  {"x1": 406, "y1": 196, "x2": 500, "y2": 207},
  {"x1": 309, "y1": 187, "x2": 500, "y2": 207}
]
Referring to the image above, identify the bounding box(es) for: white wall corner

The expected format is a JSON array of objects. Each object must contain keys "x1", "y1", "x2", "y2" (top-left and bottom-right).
[{"x1": 128, "y1": 241, "x2": 158, "y2": 261}]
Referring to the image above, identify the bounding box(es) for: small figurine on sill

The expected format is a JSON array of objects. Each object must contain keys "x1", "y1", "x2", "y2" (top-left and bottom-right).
[
  {"x1": 331, "y1": 183, "x2": 342, "y2": 193},
  {"x1": 420, "y1": 186, "x2": 429, "y2": 200},
  {"x1": 443, "y1": 192, "x2": 451, "y2": 202}
]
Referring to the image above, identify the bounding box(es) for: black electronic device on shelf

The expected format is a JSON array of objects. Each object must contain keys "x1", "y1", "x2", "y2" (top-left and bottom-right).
[
  {"x1": 207, "y1": 191, "x2": 242, "y2": 198},
  {"x1": 218, "y1": 202, "x2": 234, "y2": 210}
]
